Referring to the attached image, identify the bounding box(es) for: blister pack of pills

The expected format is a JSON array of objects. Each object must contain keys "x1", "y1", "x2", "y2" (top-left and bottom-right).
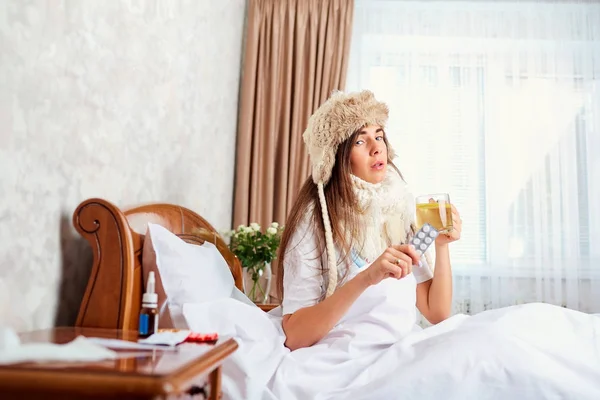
[
  {"x1": 409, "y1": 223, "x2": 439, "y2": 256},
  {"x1": 409, "y1": 223, "x2": 438, "y2": 283}
]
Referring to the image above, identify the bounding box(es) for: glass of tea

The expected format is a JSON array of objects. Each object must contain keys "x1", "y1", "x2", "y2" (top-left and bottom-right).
[{"x1": 415, "y1": 193, "x2": 453, "y2": 233}]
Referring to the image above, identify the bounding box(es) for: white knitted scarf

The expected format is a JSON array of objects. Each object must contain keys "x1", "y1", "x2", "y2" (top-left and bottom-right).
[{"x1": 348, "y1": 170, "x2": 415, "y2": 263}]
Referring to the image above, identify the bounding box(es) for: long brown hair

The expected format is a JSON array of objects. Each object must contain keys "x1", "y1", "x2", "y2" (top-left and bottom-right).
[{"x1": 276, "y1": 130, "x2": 402, "y2": 299}]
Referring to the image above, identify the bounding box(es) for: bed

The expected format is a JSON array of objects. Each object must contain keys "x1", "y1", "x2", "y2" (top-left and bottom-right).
[
  {"x1": 72, "y1": 197, "x2": 274, "y2": 332},
  {"x1": 71, "y1": 198, "x2": 600, "y2": 400}
]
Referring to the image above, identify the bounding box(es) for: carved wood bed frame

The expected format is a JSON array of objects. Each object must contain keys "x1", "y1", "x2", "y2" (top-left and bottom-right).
[{"x1": 72, "y1": 198, "x2": 257, "y2": 332}]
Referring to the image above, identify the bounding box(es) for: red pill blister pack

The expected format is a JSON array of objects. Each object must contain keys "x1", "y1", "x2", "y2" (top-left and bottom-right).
[{"x1": 185, "y1": 332, "x2": 219, "y2": 343}]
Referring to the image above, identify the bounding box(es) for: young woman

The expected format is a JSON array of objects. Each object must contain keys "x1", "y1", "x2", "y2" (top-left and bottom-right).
[{"x1": 277, "y1": 90, "x2": 463, "y2": 351}]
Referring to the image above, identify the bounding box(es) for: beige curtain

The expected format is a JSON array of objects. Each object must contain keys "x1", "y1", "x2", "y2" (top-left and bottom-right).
[{"x1": 233, "y1": 0, "x2": 354, "y2": 302}]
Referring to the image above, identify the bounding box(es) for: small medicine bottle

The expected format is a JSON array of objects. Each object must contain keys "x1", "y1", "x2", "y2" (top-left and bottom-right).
[{"x1": 138, "y1": 271, "x2": 159, "y2": 338}]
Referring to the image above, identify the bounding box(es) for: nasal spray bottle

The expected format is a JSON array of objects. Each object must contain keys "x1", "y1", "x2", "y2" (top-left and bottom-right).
[{"x1": 138, "y1": 271, "x2": 159, "y2": 338}]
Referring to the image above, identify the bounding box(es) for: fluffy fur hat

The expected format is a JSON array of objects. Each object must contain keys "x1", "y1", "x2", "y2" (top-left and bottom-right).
[
  {"x1": 303, "y1": 90, "x2": 395, "y2": 185},
  {"x1": 302, "y1": 90, "x2": 394, "y2": 297}
]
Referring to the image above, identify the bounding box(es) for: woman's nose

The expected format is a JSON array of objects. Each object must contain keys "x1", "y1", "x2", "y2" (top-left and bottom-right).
[{"x1": 370, "y1": 143, "x2": 382, "y2": 156}]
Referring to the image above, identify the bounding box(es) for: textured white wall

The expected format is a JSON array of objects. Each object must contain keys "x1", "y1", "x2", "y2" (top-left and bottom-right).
[{"x1": 0, "y1": 0, "x2": 246, "y2": 331}]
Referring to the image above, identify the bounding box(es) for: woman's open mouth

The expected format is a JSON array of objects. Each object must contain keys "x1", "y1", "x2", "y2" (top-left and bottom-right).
[{"x1": 371, "y1": 161, "x2": 385, "y2": 170}]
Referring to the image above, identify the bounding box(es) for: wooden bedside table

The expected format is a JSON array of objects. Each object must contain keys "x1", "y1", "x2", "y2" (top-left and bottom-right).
[{"x1": 0, "y1": 327, "x2": 238, "y2": 400}]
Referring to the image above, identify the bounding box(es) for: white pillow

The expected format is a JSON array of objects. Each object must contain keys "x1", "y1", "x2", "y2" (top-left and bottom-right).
[{"x1": 142, "y1": 223, "x2": 255, "y2": 328}]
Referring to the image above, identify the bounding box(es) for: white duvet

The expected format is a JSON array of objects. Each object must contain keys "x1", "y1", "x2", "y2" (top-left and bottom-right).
[{"x1": 183, "y1": 277, "x2": 600, "y2": 400}]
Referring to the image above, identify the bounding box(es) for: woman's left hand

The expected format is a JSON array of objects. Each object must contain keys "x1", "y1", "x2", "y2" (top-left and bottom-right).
[{"x1": 435, "y1": 204, "x2": 462, "y2": 246}]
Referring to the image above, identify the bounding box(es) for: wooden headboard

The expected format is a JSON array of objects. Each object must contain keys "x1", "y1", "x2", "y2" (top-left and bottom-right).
[{"x1": 72, "y1": 198, "x2": 243, "y2": 331}]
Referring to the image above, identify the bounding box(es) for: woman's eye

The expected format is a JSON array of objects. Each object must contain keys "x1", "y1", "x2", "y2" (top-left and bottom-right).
[
  {"x1": 355, "y1": 140, "x2": 364, "y2": 145},
  {"x1": 376, "y1": 136, "x2": 384, "y2": 141}
]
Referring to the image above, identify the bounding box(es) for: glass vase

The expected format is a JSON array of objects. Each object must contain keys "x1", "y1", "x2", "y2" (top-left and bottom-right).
[{"x1": 243, "y1": 261, "x2": 272, "y2": 304}]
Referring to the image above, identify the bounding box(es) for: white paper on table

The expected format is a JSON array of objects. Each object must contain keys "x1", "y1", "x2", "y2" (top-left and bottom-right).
[{"x1": 0, "y1": 326, "x2": 118, "y2": 365}]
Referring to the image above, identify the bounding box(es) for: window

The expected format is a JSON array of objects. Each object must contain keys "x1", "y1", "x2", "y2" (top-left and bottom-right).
[{"x1": 348, "y1": 0, "x2": 600, "y2": 312}]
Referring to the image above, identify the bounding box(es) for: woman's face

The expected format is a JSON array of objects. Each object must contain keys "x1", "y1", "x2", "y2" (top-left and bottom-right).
[{"x1": 349, "y1": 125, "x2": 388, "y2": 184}]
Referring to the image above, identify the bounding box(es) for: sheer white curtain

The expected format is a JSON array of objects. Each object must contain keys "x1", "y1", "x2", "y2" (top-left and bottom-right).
[{"x1": 348, "y1": 0, "x2": 600, "y2": 315}]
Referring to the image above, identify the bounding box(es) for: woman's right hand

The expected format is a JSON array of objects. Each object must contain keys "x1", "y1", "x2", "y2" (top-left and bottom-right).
[{"x1": 361, "y1": 245, "x2": 421, "y2": 286}]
